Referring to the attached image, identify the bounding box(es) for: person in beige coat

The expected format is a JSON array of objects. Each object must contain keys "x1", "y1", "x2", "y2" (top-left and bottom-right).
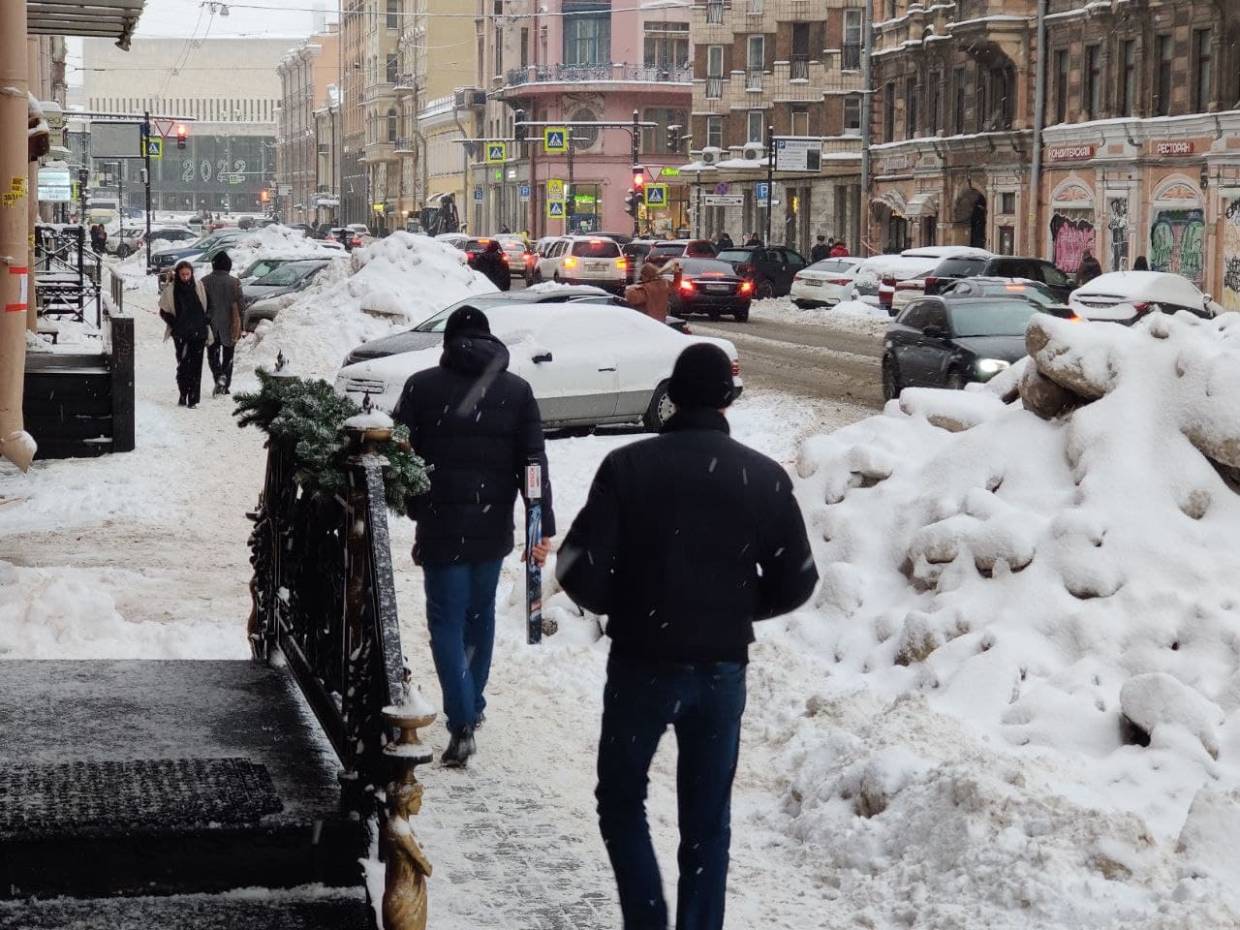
[
  {"x1": 624, "y1": 260, "x2": 680, "y2": 323},
  {"x1": 158, "y1": 260, "x2": 211, "y2": 407}
]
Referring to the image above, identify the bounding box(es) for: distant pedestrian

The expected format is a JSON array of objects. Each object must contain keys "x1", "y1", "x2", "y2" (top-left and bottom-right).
[
  {"x1": 744, "y1": 231, "x2": 762, "y2": 246},
  {"x1": 202, "y1": 251, "x2": 244, "y2": 396},
  {"x1": 1132, "y1": 255, "x2": 1149, "y2": 271},
  {"x1": 1076, "y1": 250, "x2": 1103, "y2": 286},
  {"x1": 499, "y1": 224, "x2": 511, "y2": 234},
  {"x1": 393, "y1": 306, "x2": 555, "y2": 769},
  {"x1": 624, "y1": 260, "x2": 678, "y2": 323},
  {"x1": 89, "y1": 224, "x2": 106, "y2": 255},
  {"x1": 810, "y1": 235, "x2": 830, "y2": 263},
  {"x1": 158, "y1": 260, "x2": 210, "y2": 408},
  {"x1": 473, "y1": 239, "x2": 510, "y2": 291},
  {"x1": 714, "y1": 231, "x2": 733, "y2": 251},
  {"x1": 558, "y1": 343, "x2": 818, "y2": 930},
  {"x1": 830, "y1": 240, "x2": 849, "y2": 258}
]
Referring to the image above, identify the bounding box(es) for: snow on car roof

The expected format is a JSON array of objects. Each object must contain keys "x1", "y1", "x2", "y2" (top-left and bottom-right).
[
  {"x1": 902, "y1": 246, "x2": 994, "y2": 260},
  {"x1": 855, "y1": 254, "x2": 941, "y2": 279},
  {"x1": 1072, "y1": 271, "x2": 1205, "y2": 304}
]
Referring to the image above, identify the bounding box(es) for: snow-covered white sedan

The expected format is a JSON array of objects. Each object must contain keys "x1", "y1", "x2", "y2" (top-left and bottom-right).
[
  {"x1": 791, "y1": 257, "x2": 863, "y2": 309},
  {"x1": 335, "y1": 303, "x2": 741, "y2": 432},
  {"x1": 1069, "y1": 271, "x2": 1223, "y2": 324}
]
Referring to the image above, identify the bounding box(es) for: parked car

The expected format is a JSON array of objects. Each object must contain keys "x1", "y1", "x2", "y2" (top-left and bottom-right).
[
  {"x1": 851, "y1": 254, "x2": 942, "y2": 315},
  {"x1": 790, "y1": 256, "x2": 863, "y2": 308},
  {"x1": 1069, "y1": 271, "x2": 1223, "y2": 324},
  {"x1": 242, "y1": 258, "x2": 332, "y2": 308},
  {"x1": 923, "y1": 255, "x2": 1074, "y2": 302},
  {"x1": 645, "y1": 239, "x2": 718, "y2": 271},
  {"x1": 149, "y1": 228, "x2": 249, "y2": 274},
  {"x1": 881, "y1": 247, "x2": 994, "y2": 314},
  {"x1": 534, "y1": 236, "x2": 628, "y2": 292},
  {"x1": 111, "y1": 225, "x2": 197, "y2": 258},
  {"x1": 498, "y1": 238, "x2": 536, "y2": 280},
  {"x1": 714, "y1": 245, "x2": 808, "y2": 298},
  {"x1": 335, "y1": 303, "x2": 741, "y2": 432},
  {"x1": 665, "y1": 258, "x2": 755, "y2": 322},
  {"x1": 435, "y1": 232, "x2": 470, "y2": 250},
  {"x1": 882, "y1": 295, "x2": 1045, "y2": 400},
  {"x1": 938, "y1": 276, "x2": 1076, "y2": 317},
  {"x1": 328, "y1": 225, "x2": 372, "y2": 250},
  {"x1": 237, "y1": 256, "x2": 306, "y2": 282}
]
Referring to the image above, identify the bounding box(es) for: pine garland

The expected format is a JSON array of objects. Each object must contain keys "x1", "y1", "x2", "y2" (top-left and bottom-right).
[{"x1": 235, "y1": 367, "x2": 429, "y2": 510}]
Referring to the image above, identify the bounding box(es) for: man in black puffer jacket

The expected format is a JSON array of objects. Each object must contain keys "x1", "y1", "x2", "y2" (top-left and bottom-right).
[
  {"x1": 394, "y1": 306, "x2": 554, "y2": 767},
  {"x1": 557, "y1": 343, "x2": 817, "y2": 930}
]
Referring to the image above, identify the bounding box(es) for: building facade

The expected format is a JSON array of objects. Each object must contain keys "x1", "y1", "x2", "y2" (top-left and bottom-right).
[
  {"x1": 686, "y1": 0, "x2": 866, "y2": 255},
  {"x1": 480, "y1": 0, "x2": 694, "y2": 237},
  {"x1": 82, "y1": 38, "x2": 286, "y2": 213},
  {"x1": 276, "y1": 28, "x2": 340, "y2": 227}
]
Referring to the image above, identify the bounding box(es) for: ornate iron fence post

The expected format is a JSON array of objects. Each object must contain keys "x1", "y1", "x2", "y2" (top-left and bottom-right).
[{"x1": 380, "y1": 695, "x2": 436, "y2": 930}]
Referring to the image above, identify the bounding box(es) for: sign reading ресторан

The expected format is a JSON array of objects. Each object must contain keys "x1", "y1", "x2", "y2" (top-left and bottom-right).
[
  {"x1": 1153, "y1": 141, "x2": 1195, "y2": 156},
  {"x1": 1048, "y1": 145, "x2": 1094, "y2": 162}
]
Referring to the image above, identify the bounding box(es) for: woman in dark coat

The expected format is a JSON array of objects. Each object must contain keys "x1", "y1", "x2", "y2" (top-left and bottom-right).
[{"x1": 158, "y1": 260, "x2": 211, "y2": 407}]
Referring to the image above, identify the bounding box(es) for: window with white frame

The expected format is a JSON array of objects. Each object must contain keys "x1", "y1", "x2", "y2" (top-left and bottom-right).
[
  {"x1": 643, "y1": 21, "x2": 689, "y2": 71},
  {"x1": 844, "y1": 94, "x2": 861, "y2": 135},
  {"x1": 747, "y1": 109, "x2": 765, "y2": 143},
  {"x1": 747, "y1": 35, "x2": 765, "y2": 72},
  {"x1": 706, "y1": 115, "x2": 723, "y2": 149}
]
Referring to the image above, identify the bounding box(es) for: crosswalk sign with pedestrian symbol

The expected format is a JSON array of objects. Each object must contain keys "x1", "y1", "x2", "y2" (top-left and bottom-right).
[
  {"x1": 644, "y1": 183, "x2": 669, "y2": 208},
  {"x1": 544, "y1": 128, "x2": 568, "y2": 154},
  {"x1": 484, "y1": 142, "x2": 507, "y2": 163},
  {"x1": 144, "y1": 137, "x2": 163, "y2": 160},
  {"x1": 546, "y1": 200, "x2": 566, "y2": 219}
]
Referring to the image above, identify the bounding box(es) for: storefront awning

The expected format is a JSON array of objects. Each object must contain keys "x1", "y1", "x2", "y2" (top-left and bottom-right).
[
  {"x1": 28, "y1": 0, "x2": 146, "y2": 45},
  {"x1": 905, "y1": 191, "x2": 940, "y2": 218}
]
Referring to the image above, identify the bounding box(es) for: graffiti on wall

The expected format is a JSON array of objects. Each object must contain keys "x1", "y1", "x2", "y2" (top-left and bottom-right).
[
  {"x1": 1050, "y1": 213, "x2": 1096, "y2": 273},
  {"x1": 1107, "y1": 198, "x2": 1129, "y2": 271},
  {"x1": 1223, "y1": 199, "x2": 1240, "y2": 311},
  {"x1": 1150, "y1": 209, "x2": 1205, "y2": 287}
]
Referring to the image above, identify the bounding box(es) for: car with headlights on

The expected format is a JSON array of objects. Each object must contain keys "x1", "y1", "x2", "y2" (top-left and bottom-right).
[
  {"x1": 664, "y1": 258, "x2": 754, "y2": 322},
  {"x1": 881, "y1": 295, "x2": 1046, "y2": 400},
  {"x1": 336, "y1": 302, "x2": 740, "y2": 432}
]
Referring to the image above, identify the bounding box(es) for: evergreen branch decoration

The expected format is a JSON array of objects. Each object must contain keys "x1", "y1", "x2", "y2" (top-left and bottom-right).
[{"x1": 235, "y1": 368, "x2": 429, "y2": 509}]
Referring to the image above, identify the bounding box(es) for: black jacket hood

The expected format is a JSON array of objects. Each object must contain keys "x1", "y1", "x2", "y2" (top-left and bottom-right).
[{"x1": 440, "y1": 331, "x2": 510, "y2": 377}]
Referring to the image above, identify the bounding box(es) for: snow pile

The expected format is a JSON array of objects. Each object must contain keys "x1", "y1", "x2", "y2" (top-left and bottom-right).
[
  {"x1": 238, "y1": 231, "x2": 497, "y2": 378},
  {"x1": 754, "y1": 296, "x2": 890, "y2": 335},
  {"x1": 780, "y1": 311, "x2": 1240, "y2": 926},
  {"x1": 194, "y1": 224, "x2": 338, "y2": 275}
]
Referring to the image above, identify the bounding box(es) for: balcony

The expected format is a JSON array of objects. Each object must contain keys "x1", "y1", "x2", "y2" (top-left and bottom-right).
[
  {"x1": 365, "y1": 82, "x2": 396, "y2": 103},
  {"x1": 705, "y1": 1, "x2": 724, "y2": 24},
  {"x1": 790, "y1": 57, "x2": 809, "y2": 81},
  {"x1": 364, "y1": 139, "x2": 397, "y2": 161},
  {"x1": 394, "y1": 74, "x2": 417, "y2": 97},
  {"x1": 746, "y1": 0, "x2": 764, "y2": 14},
  {"x1": 706, "y1": 76, "x2": 724, "y2": 99},
  {"x1": 745, "y1": 68, "x2": 764, "y2": 92},
  {"x1": 497, "y1": 62, "x2": 693, "y2": 98},
  {"x1": 394, "y1": 136, "x2": 416, "y2": 155},
  {"x1": 842, "y1": 43, "x2": 862, "y2": 71}
]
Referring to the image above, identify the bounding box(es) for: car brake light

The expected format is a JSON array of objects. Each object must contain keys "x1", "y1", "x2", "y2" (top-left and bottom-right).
[
  {"x1": 924, "y1": 275, "x2": 938, "y2": 294},
  {"x1": 731, "y1": 359, "x2": 741, "y2": 377},
  {"x1": 827, "y1": 276, "x2": 852, "y2": 285},
  {"x1": 680, "y1": 280, "x2": 696, "y2": 293},
  {"x1": 1131, "y1": 301, "x2": 1152, "y2": 314},
  {"x1": 882, "y1": 275, "x2": 896, "y2": 287},
  {"x1": 563, "y1": 256, "x2": 578, "y2": 269},
  {"x1": 739, "y1": 280, "x2": 754, "y2": 295},
  {"x1": 793, "y1": 274, "x2": 804, "y2": 283}
]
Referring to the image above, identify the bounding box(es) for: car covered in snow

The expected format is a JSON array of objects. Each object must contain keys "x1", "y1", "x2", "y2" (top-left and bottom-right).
[
  {"x1": 1068, "y1": 271, "x2": 1223, "y2": 324},
  {"x1": 878, "y1": 247, "x2": 995, "y2": 315},
  {"x1": 336, "y1": 302, "x2": 741, "y2": 432},
  {"x1": 790, "y1": 256, "x2": 863, "y2": 308},
  {"x1": 881, "y1": 295, "x2": 1046, "y2": 400}
]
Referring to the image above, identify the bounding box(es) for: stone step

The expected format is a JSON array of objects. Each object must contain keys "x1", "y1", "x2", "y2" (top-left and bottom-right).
[
  {"x1": 0, "y1": 886, "x2": 372, "y2": 930},
  {"x1": 0, "y1": 661, "x2": 365, "y2": 900}
]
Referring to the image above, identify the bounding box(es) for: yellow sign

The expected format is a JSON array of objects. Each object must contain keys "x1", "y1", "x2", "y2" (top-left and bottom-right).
[
  {"x1": 543, "y1": 127, "x2": 568, "y2": 154},
  {"x1": 545, "y1": 178, "x2": 565, "y2": 201},
  {"x1": 546, "y1": 199, "x2": 566, "y2": 219},
  {"x1": 484, "y1": 141, "x2": 507, "y2": 164}
]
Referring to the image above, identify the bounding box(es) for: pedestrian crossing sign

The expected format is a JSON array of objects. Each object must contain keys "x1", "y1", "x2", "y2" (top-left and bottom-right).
[
  {"x1": 544, "y1": 128, "x2": 568, "y2": 154},
  {"x1": 644, "y1": 183, "x2": 669, "y2": 207},
  {"x1": 546, "y1": 199, "x2": 566, "y2": 219},
  {"x1": 485, "y1": 142, "x2": 507, "y2": 164},
  {"x1": 144, "y1": 137, "x2": 163, "y2": 160}
]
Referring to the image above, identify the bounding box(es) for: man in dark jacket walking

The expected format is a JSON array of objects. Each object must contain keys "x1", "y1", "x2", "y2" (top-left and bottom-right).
[
  {"x1": 1076, "y1": 249, "x2": 1103, "y2": 286},
  {"x1": 472, "y1": 239, "x2": 510, "y2": 291},
  {"x1": 393, "y1": 306, "x2": 554, "y2": 767},
  {"x1": 810, "y1": 235, "x2": 831, "y2": 262},
  {"x1": 557, "y1": 344, "x2": 818, "y2": 930},
  {"x1": 202, "y1": 251, "x2": 243, "y2": 395}
]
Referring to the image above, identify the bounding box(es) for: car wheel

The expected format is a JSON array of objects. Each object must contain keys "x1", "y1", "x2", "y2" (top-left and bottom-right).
[
  {"x1": 756, "y1": 279, "x2": 776, "y2": 299},
  {"x1": 733, "y1": 306, "x2": 749, "y2": 322},
  {"x1": 642, "y1": 380, "x2": 675, "y2": 432},
  {"x1": 944, "y1": 368, "x2": 966, "y2": 391},
  {"x1": 881, "y1": 354, "x2": 902, "y2": 402}
]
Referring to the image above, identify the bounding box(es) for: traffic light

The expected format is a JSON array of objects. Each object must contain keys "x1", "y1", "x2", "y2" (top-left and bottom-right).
[
  {"x1": 260, "y1": 189, "x2": 270, "y2": 204},
  {"x1": 624, "y1": 188, "x2": 639, "y2": 218},
  {"x1": 514, "y1": 109, "x2": 527, "y2": 144},
  {"x1": 668, "y1": 125, "x2": 681, "y2": 152},
  {"x1": 631, "y1": 165, "x2": 645, "y2": 191},
  {"x1": 176, "y1": 124, "x2": 188, "y2": 149}
]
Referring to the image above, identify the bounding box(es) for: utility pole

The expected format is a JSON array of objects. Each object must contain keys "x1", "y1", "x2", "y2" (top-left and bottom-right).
[
  {"x1": 116, "y1": 160, "x2": 124, "y2": 242},
  {"x1": 142, "y1": 111, "x2": 153, "y2": 270},
  {"x1": 859, "y1": 0, "x2": 874, "y2": 256},
  {"x1": 765, "y1": 124, "x2": 774, "y2": 246},
  {"x1": 630, "y1": 109, "x2": 640, "y2": 237},
  {"x1": 566, "y1": 128, "x2": 574, "y2": 234},
  {"x1": 1029, "y1": 0, "x2": 1048, "y2": 257}
]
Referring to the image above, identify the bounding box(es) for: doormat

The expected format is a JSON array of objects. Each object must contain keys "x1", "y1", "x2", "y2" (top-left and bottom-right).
[{"x1": 0, "y1": 758, "x2": 284, "y2": 839}]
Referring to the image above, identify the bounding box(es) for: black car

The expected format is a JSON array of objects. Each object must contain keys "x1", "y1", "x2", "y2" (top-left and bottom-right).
[
  {"x1": 715, "y1": 245, "x2": 808, "y2": 298},
  {"x1": 938, "y1": 277, "x2": 1076, "y2": 317},
  {"x1": 665, "y1": 258, "x2": 754, "y2": 322},
  {"x1": 149, "y1": 229, "x2": 247, "y2": 273},
  {"x1": 924, "y1": 256, "x2": 1074, "y2": 302},
  {"x1": 882, "y1": 296, "x2": 1044, "y2": 400},
  {"x1": 644, "y1": 239, "x2": 717, "y2": 269}
]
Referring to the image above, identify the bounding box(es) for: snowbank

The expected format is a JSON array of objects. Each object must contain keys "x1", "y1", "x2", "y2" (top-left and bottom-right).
[
  {"x1": 783, "y1": 310, "x2": 1240, "y2": 925},
  {"x1": 753, "y1": 296, "x2": 890, "y2": 335},
  {"x1": 238, "y1": 232, "x2": 498, "y2": 378}
]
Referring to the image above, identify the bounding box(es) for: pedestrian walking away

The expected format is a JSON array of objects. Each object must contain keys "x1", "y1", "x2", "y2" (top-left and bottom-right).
[
  {"x1": 557, "y1": 343, "x2": 819, "y2": 930},
  {"x1": 473, "y1": 239, "x2": 511, "y2": 291},
  {"x1": 393, "y1": 306, "x2": 555, "y2": 768},
  {"x1": 810, "y1": 235, "x2": 830, "y2": 263},
  {"x1": 830, "y1": 240, "x2": 849, "y2": 258},
  {"x1": 744, "y1": 232, "x2": 762, "y2": 247},
  {"x1": 713, "y1": 231, "x2": 733, "y2": 251},
  {"x1": 202, "y1": 251, "x2": 244, "y2": 396},
  {"x1": 624, "y1": 259, "x2": 679, "y2": 323},
  {"x1": 1076, "y1": 249, "x2": 1103, "y2": 287},
  {"x1": 89, "y1": 223, "x2": 106, "y2": 255},
  {"x1": 157, "y1": 260, "x2": 211, "y2": 408},
  {"x1": 1132, "y1": 255, "x2": 1149, "y2": 271}
]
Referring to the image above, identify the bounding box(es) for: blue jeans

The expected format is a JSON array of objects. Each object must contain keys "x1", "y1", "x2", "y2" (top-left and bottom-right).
[
  {"x1": 423, "y1": 559, "x2": 503, "y2": 734},
  {"x1": 596, "y1": 654, "x2": 748, "y2": 930}
]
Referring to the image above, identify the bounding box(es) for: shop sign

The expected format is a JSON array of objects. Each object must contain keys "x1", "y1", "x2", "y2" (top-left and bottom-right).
[
  {"x1": 1048, "y1": 145, "x2": 1094, "y2": 162},
  {"x1": 1154, "y1": 141, "x2": 1195, "y2": 156}
]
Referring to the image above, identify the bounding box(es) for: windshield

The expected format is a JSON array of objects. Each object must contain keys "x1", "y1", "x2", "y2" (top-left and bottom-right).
[
  {"x1": 651, "y1": 243, "x2": 687, "y2": 256},
  {"x1": 255, "y1": 262, "x2": 322, "y2": 286},
  {"x1": 678, "y1": 259, "x2": 736, "y2": 276},
  {"x1": 716, "y1": 249, "x2": 753, "y2": 263},
  {"x1": 243, "y1": 259, "x2": 284, "y2": 279},
  {"x1": 412, "y1": 296, "x2": 510, "y2": 333},
  {"x1": 970, "y1": 281, "x2": 1057, "y2": 306},
  {"x1": 571, "y1": 239, "x2": 621, "y2": 258},
  {"x1": 949, "y1": 300, "x2": 1039, "y2": 337},
  {"x1": 935, "y1": 257, "x2": 988, "y2": 277}
]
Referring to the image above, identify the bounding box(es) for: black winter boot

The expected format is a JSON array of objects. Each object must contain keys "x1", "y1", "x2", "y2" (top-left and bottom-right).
[{"x1": 441, "y1": 726, "x2": 476, "y2": 768}]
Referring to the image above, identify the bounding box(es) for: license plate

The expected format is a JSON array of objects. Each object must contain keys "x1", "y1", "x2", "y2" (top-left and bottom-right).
[
  {"x1": 802, "y1": 279, "x2": 823, "y2": 287},
  {"x1": 706, "y1": 284, "x2": 730, "y2": 293},
  {"x1": 589, "y1": 261, "x2": 607, "y2": 271}
]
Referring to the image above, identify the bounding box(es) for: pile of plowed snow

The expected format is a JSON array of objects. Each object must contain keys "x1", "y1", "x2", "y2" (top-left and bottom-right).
[{"x1": 778, "y1": 310, "x2": 1240, "y2": 927}]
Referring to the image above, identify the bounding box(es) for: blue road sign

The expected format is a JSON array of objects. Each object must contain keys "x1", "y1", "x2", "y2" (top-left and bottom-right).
[
  {"x1": 519, "y1": 183, "x2": 530, "y2": 199},
  {"x1": 756, "y1": 181, "x2": 770, "y2": 205},
  {"x1": 474, "y1": 186, "x2": 484, "y2": 202}
]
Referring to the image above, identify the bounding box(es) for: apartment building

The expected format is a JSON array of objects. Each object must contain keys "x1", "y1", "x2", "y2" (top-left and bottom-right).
[
  {"x1": 276, "y1": 28, "x2": 339, "y2": 227},
  {"x1": 686, "y1": 0, "x2": 866, "y2": 254},
  {"x1": 481, "y1": 0, "x2": 693, "y2": 237}
]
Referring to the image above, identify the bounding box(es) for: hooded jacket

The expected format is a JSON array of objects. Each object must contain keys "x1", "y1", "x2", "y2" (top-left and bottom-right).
[
  {"x1": 393, "y1": 332, "x2": 555, "y2": 564},
  {"x1": 557, "y1": 407, "x2": 818, "y2": 663}
]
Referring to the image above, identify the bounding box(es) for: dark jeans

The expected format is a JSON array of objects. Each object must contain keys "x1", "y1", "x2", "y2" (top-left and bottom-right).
[
  {"x1": 174, "y1": 336, "x2": 206, "y2": 405},
  {"x1": 596, "y1": 654, "x2": 747, "y2": 930},
  {"x1": 423, "y1": 559, "x2": 503, "y2": 733},
  {"x1": 208, "y1": 341, "x2": 235, "y2": 389}
]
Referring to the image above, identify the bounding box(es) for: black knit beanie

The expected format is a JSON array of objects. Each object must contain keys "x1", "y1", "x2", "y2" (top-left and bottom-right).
[
  {"x1": 211, "y1": 251, "x2": 232, "y2": 272},
  {"x1": 443, "y1": 305, "x2": 491, "y2": 342},
  {"x1": 668, "y1": 343, "x2": 736, "y2": 410}
]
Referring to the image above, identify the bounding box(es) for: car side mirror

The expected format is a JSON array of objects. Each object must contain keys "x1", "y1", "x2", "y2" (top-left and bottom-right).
[{"x1": 532, "y1": 351, "x2": 554, "y2": 364}]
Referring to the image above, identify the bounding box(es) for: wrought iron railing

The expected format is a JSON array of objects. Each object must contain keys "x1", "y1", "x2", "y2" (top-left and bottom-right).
[
  {"x1": 746, "y1": 68, "x2": 764, "y2": 91},
  {"x1": 842, "y1": 43, "x2": 863, "y2": 71},
  {"x1": 791, "y1": 57, "x2": 810, "y2": 80},
  {"x1": 33, "y1": 224, "x2": 102, "y2": 329},
  {"x1": 706, "y1": 76, "x2": 724, "y2": 99},
  {"x1": 504, "y1": 62, "x2": 693, "y2": 86},
  {"x1": 705, "y1": 1, "x2": 724, "y2": 24}
]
